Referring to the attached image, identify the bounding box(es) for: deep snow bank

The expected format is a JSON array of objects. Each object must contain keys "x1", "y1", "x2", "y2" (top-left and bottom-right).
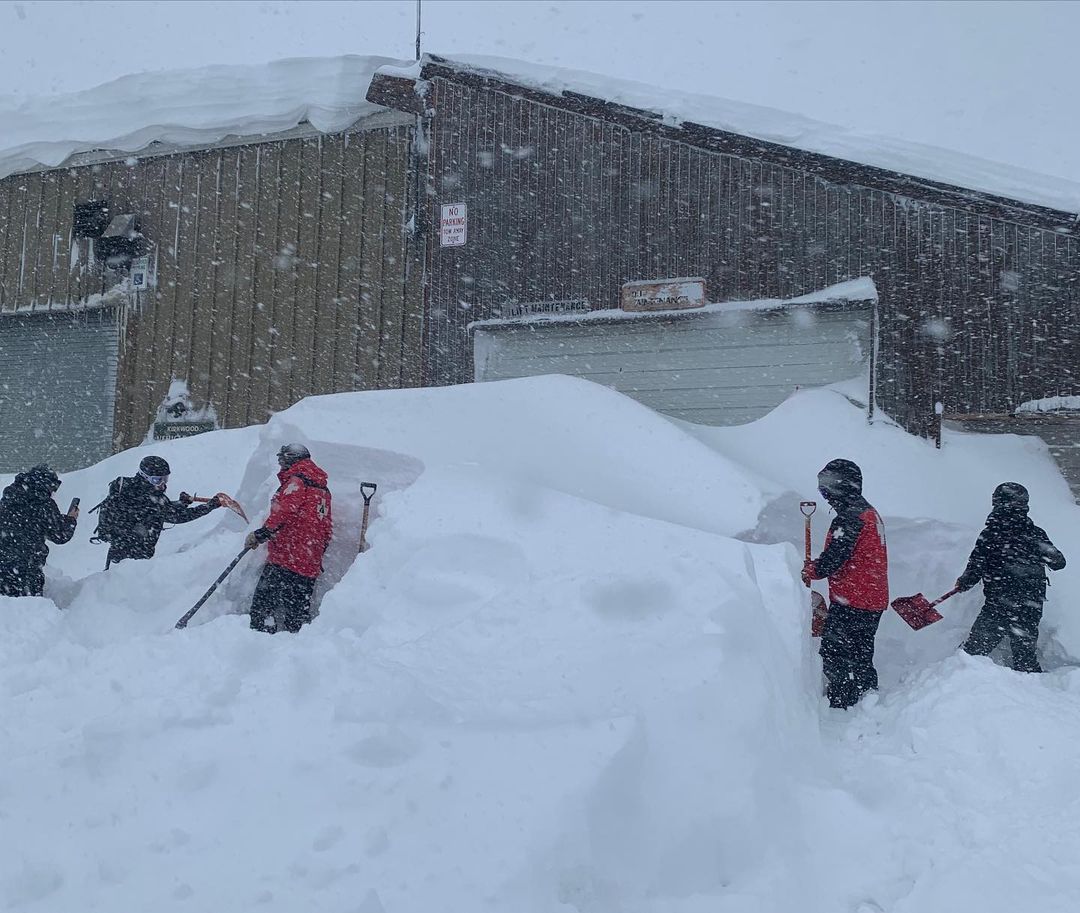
[{"x1": 4, "y1": 375, "x2": 1080, "y2": 913}]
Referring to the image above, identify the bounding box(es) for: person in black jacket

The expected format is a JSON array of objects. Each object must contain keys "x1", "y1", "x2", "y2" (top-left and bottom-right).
[
  {"x1": 0, "y1": 464, "x2": 78, "y2": 597},
  {"x1": 97, "y1": 455, "x2": 222, "y2": 568},
  {"x1": 957, "y1": 482, "x2": 1066, "y2": 673}
]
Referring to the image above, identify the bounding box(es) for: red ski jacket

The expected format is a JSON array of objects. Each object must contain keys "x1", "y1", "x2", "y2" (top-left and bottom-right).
[
  {"x1": 812, "y1": 503, "x2": 889, "y2": 611},
  {"x1": 259, "y1": 458, "x2": 332, "y2": 579}
]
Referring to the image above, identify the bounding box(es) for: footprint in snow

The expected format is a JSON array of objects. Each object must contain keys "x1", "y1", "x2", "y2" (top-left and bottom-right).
[{"x1": 345, "y1": 727, "x2": 419, "y2": 768}]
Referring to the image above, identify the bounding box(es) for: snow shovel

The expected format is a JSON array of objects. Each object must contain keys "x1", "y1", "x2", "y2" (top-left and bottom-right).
[
  {"x1": 801, "y1": 500, "x2": 829, "y2": 637},
  {"x1": 189, "y1": 492, "x2": 249, "y2": 523},
  {"x1": 358, "y1": 482, "x2": 377, "y2": 554},
  {"x1": 175, "y1": 546, "x2": 253, "y2": 630},
  {"x1": 890, "y1": 587, "x2": 958, "y2": 631}
]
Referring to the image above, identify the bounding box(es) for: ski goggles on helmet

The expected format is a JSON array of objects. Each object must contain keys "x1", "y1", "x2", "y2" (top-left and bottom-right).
[{"x1": 138, "y1": 469, "x2": 169, "y2": 490}]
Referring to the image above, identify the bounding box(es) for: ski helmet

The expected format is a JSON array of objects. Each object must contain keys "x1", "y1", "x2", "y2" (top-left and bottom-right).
[
  {"x1": 817, "y1": 458, "x2": 863, "y2": 501},
  {"x1": 992, "y1": 482, "x2": 1029, "y2": 511},
  {"x1": 277, "y1": 443, "x2": 311, "y2": 468},
  {"x1": 139, "y1": 455, "x2": 171, "y2": 477}
]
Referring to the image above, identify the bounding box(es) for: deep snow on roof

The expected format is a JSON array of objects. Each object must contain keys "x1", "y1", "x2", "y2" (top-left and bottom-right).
[
  {"x1": 3, "y1": 51, "x2": 1080, "y2": 219},
  {"x1": 0, "y1": 55, "x2": 408, "y2": 180},
  {"x1": 416, "y1": 53, "x2": 1080, "y2": 217}
]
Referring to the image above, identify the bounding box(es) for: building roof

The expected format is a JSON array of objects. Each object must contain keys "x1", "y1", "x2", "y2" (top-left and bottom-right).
[
  {"x1": 0, "y1": 55, "x2": 406, "y2": 180},
  {"x1": 3, "y1": 51, "x2": 1079, "y2": 229},
  {"x1": 384, "y1": 54, "x2": 1080, "y2": 227}
]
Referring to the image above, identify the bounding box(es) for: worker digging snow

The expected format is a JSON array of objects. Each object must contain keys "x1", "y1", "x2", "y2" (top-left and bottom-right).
[{"x1": 245, "y1": 443, "x2": 333, "y2": 634}]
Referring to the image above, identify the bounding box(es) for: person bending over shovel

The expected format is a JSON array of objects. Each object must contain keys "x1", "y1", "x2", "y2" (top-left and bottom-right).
[
  {"x1": 245, "y1": 444, "x2": 332, "y2": 634},
  {"x1": 956, "y1": 482, "x2": 1065, "y2": 673},
  {"x1": 802, "y1": 459, "x2": 889, "y2": 710}
]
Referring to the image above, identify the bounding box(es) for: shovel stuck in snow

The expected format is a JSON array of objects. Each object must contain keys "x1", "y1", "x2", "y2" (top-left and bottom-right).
[
  {"x1": 890, "y1": 587, "x2": 959, "y2": 631},
  {"x1": 801, "y1": 500, "x2": 829, "y2": 637},
  {"x1": 358, "y1": 482, "x2": 377, "y2": 554}
]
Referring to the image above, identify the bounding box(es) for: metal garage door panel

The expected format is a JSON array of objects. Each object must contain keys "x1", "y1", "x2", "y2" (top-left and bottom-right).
[
  {"x1": 0, "y1": 309, "x2": 118, "y2": 473},
  {"x1": 475, "y1": 306, "x2": 870, "y2": 426}
]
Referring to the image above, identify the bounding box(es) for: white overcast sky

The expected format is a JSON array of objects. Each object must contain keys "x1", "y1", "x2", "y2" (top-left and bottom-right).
[{"x1": 1, "y1": 0, "x2": 1077, "y2": 182}]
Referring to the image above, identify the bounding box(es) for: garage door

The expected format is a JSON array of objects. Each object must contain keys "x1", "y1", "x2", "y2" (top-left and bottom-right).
[
  {"x1": 474, "y1": 304, "x2": 872, "y2": 425},
  {"x1": 0, "y1": 308, "x2": 119, "y2": 473}
]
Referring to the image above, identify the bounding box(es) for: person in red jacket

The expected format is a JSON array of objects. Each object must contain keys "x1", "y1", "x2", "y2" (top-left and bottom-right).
[
  {"x1": 801, "y1": 458, "x2": 889, "y2": 709},
  {"x1": 245, "y1": 443, "x2": 332, "y2": 634}
]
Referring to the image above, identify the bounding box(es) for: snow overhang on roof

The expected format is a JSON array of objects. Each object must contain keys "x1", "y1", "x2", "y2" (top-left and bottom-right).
[
  {"x1": 0, "y1": 55, "x2": 413, "y2": 179},
  {"x1": 370, "y1": 53, "x2": 1080, "y2": 232}
]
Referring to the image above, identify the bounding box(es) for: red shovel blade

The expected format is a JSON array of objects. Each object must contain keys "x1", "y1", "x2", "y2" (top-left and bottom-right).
[
  {"x1": 810, "y1": 590, "x2": 828, "y2": 637},
  {"x1": 891, "y1": 593, "x2": 944, "y2": 631},
  {"x1": 216, "y1": 493, "x2": 249, "y2": 523},
  {"x1": 195, "y1": 492, "x2": 249, "y2": 523}
]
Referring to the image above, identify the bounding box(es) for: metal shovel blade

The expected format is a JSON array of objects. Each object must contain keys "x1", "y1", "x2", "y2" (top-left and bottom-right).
[{"x1": 891, "y1": 593, "x2": 944, "y2": 631}]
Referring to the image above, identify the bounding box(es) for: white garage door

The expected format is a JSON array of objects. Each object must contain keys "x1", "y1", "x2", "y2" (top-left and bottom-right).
[
  {"x1": 0, "y1": 308, "x2": 119, "y2": 473},
  {"x1": 474, "y1": 304, "x2": 872, "y2": 425}
]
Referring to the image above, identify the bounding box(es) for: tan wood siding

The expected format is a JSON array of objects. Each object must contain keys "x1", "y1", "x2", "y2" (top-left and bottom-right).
[{"x1": 0, "y1": 118, "x2": 423, "y2": 452}]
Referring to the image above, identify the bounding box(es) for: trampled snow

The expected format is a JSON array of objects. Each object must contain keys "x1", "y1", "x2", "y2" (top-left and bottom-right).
[{"x1": 3, "y1": 376, "x2": 1080, "y2": 912}]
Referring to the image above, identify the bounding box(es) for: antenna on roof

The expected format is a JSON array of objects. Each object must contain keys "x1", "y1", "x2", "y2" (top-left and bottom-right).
[{"x1": 415, "y1": 0, "x2": 422, "y2": 62}]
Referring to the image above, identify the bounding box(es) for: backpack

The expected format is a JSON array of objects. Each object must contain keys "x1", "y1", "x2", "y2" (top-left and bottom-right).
[{"x1": 89, "y1": 477, "x2": 130, "y2": 544}]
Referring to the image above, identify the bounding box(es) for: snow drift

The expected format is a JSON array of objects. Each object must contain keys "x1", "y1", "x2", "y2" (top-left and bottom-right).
[{"x1": 3, "y1": 375, "x2": 1080, "y2": 912}]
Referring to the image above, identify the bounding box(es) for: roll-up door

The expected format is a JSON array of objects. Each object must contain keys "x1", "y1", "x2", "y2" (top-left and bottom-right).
[
  {"x1": 0, "y1": 308, "x2": 119, "y2": 472},
  {"x1": 474, "y1": 304, "x2": 872, "y2": 426}
]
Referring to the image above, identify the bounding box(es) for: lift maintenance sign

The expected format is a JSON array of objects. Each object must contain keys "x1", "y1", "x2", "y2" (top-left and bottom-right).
[{"x1": 440, "y1": 203, "x2": 468, "y2": 247}]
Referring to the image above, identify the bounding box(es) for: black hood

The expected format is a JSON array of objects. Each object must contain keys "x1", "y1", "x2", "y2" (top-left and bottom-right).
[
  {"x1": 992, "y1": 482, "x2": 1029, "y2": 514},
  {"x1": 818, "y1": 458, "x2": 863, "y2": 505},
  {"x1": 5, "y1": 464, "x2": 60, "y2": 499}
]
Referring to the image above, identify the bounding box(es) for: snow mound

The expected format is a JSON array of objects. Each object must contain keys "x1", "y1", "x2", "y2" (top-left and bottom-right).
[{"x1": 4, "y1": 375, "x2": 1080, "y2": 912}]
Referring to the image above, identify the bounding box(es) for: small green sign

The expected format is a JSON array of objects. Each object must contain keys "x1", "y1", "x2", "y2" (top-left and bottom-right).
[{"x1": 153, "y1": 420, "x2": 216, "y2": 441}]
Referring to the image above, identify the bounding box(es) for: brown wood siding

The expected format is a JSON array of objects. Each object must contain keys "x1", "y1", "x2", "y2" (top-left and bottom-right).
[
  {"x1": 0, "y1": 120, "x2": 422, "y2": 451},
  {"x1": 422, "y1": 76, "x2": 1080, "y2": 435}
]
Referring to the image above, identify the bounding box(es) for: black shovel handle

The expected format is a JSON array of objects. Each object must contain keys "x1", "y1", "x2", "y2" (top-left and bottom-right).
[
  {"x1": 175, "y1": 546, "x2": 252, "y2": 630},
  {"x1": 360, "y1": 482, "x2": 378, "y2": 504}
]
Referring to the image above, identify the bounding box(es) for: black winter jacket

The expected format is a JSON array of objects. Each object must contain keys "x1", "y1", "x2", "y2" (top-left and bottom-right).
[
  {"x1": 0, "y1": 473, "x2": 77, "y2": 577},
  {"x1": 957, "y1": 504, "x2": 1065, "y2": 605},
  {"x1": 104, "y1": 475, "x2": 216, "y2": 563}
]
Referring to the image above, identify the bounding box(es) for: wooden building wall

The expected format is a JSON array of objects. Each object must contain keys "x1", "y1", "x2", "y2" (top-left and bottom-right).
[
  {"x1": 0, "y1": 116, "x2": 424, "y2": 450},
  {"x1": 421, "y1": 72, "x2": 1080, "y2": 436}
]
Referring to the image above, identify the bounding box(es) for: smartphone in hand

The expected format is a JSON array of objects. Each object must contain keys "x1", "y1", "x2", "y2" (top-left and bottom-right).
[{"x1": 68, "y1": 497, "x2": 80, "y2": 517}]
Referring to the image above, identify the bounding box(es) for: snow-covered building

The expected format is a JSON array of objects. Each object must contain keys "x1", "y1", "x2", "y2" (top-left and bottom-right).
[
  {"x1": 370, "y1": 57, "x2": 1080, "y2": 436},
  {"x1": 2, "y1": 53, "x2": 1079, "y2": 474},
  {"x1": 0, "y1": 57, "x2": 425, "y2": 471}
]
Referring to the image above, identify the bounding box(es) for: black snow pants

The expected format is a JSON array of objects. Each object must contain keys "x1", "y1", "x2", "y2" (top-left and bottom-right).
[
  {"x1": 962, "y1": 598, "x2": 1043, "y2": 673},
  {"x1": 819, "y1": 602, "x2": 884, "y2": 709},
  {"x1": 249, "y1": 562, "x2": 317, "y2": 634},
  {"x1": 0, "y1": 564, "x2": 45, "y2": 598}
]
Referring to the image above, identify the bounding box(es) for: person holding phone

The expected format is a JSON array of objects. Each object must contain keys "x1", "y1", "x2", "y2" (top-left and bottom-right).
[{"x1": 0, "y1": 464, "x2": 78, "y2": 598}]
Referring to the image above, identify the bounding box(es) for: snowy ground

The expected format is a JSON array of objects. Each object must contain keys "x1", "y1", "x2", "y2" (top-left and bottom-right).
[{"x1": 3, "y1": 375, "x2": 1080, "y2": 912}]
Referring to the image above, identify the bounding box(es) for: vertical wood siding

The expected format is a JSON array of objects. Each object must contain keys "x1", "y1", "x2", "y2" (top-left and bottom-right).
[
  {"x1": 0, "y1": 122, "x2": 423, "y2": 450},
  {"x1": 423, "y1": 78, "x2": 1080, "y2": 435}
]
